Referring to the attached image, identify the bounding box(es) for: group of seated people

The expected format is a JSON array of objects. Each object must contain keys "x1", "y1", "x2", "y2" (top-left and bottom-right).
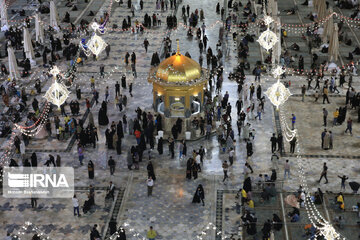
[
  {"x1": 258, "y1": 180, "x2": 277, "y2": 202},
  {"x1": 261, "y1": 215, "x2": 283, "y2": 239},
  {"x1": 83, "y1": 182, "x2": 115, "y2": 214},
  {"x1": 288, "y1": 207, "x2": 300, "y2": 222},
  {"x1": 313, "y1": 188, "x2": 324, "y2": 205},
  {"x1": 285, "y1": 186, "x2": 306, "y2": 223},
  {"x1": 236, "y1": 174, "x2": 283, "y2": 237},
  {"x1": 241, "y1": 211, "x2": 283, "y2": 237},
  {"x1": 65, "y1": 0, "x2": 78, "y2": 11}
]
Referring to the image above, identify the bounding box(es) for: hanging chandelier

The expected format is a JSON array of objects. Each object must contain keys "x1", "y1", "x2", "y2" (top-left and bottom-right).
[
  {"x1": 49, "y1": 65, "x2": 61, "y2": 78},
  {"x1": 91, "y1": 21, "x2": 106, "y2": 34},
  {"x1": 265, "y1": 79, "x2": 292, "y2": 109},
  {"x1": 43, "y1": 81, "x2": 70, "y2": 108},
  {"x1": 271, "y1": 65, "x2": 285, "y2": 79},
  {"x1": 257, "y1": 15, "x2": 278, "y2": 51},
  {"x1": 80, "y1": 33, "x2": 108, "y2": 57},
  {"x1": 257, "y1": 28, "x2": 278, "y2": 51}
]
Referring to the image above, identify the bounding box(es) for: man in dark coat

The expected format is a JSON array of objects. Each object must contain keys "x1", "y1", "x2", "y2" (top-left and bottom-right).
[
  {"x1": 108, "y1": 156, "x2": 116, "y2": 175},
  {"x1": 31, "y1": 153, "x2": 37, "y2": 167},
  {"x1": 270, "y1": 133, "x2": 277, "y2": 153},
  {"x1": 121, "y1": 75, "x2": 127, "y2": 89}
]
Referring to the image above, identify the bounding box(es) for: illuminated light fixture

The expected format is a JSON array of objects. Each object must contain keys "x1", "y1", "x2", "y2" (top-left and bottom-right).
[
  {"x1": 263, "y1": 15, "x2": 274, "y2": 26},
  {"x1": 318, "y1": 223, "x2": 342, "y2": 240},
  {"x1": 91, "y1": 21, "x2": 106, "y2": 34},
  {"x1": 81, "y1": 34, "x2": 108, "y2": 57},
  {"x1": 174, "y1": 97, "x2": 180, "y2": 101},
  {"x1": 43, "y1": 81, "x2": 70, "y2": 108},
  {"x1": 91, "y1": 22, "x2": 100, "y2": 31},
  {"x1": 272, "y1": 65, "x2": 285, "y2": 79},
  {"x1": 15, "y1": 221, "x2": 51, "y2": 240},
  {"x1": 257, "y1": 15, "x2": 278, "y2": 52},
  {"x1": 264, "y1": 79, "x2": 292, "y2": 109},
  {"x1": 87, "y1": 34, "x2": 107, "y2": 56},
  {"x1": 49, "y1": 65, "x2": 60, "y2": 78},
  {"x1": 257, "y1": 28, "x2": 278, "y2": 51}
]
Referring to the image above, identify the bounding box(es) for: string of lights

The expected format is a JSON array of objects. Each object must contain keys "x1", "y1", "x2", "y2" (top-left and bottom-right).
[
  {"x1": 14, "y1": 102, "x2": 50, "y2": 136},
  {"x1": 0, "y1": 99, "x2": 50, "y2": 167},
  {"x1": 283, "y1": 61, "x2": 358, "y2": 75},
  {"x1": 194, "y1": 222, "x2": 222, "y2": 240},
  {"x1": 277, "y1": 101, "x2": 345, "y2": 239},
  {"x1": 13, "y1": 221, "x2": 51, "y2": 240}
]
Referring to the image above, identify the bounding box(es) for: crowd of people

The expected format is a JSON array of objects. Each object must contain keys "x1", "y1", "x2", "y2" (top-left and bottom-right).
[{"x1": 2, "y1": 0, "x2": 360, "y2": 239}]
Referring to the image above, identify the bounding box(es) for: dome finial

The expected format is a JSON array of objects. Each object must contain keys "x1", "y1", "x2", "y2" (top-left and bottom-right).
[{"x1": 176, "y1": 39, "x2": 180, "y2": 55}]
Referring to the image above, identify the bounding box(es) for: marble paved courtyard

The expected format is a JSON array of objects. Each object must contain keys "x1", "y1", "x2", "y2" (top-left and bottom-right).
[{"x1": 0, "y1": 0, "x2": 360, "y2": 239}]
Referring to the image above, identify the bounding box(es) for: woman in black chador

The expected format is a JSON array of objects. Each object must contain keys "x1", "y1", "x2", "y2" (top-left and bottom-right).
[
  {"x1": 117, "y1": 121, "x2": 124, "y2": 139},
  {"x1": 186, "y1": 158, "x2": 192, "y2": 179},
  {"x1": 192, "y1": 184, "x2": 205, "y2": 206},
  {"x1": 116, "y1": 136, "x2": 122, "y2": 154},
  {"x1": 157, "y1": 137, "x2": 163, "y2": 154},
  {"x1": 105, "y1": 129, "x2": 114, "y2": 149},
  {"x1": 88, "y1": 160, "x2": 94, "y2": 179},
  {"x1": 151, "y1": 52, "x2": 160, "y2": 66},
  {"x1": 98, "y1": 101, "x2": 109, "y2": 125},
  {"x1": 183, "y1": 140, "x2": 187, "y2": 157},
  {"x1": 147, "y1": 161, "x2": 156, "y2": 180}
]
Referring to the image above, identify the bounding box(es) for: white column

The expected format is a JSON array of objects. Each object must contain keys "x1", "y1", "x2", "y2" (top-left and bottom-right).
[
  {"x1": 50, "y1": 0, "x2": 60, "y2": 31},
  {"x1": 23, "y1": 27, "x2": 36, "y2": 65},
  {"x1": 35, "y1": 13, "x2": 45, "y2": 44},
  {"x1": 1, "y1": 0, "x2": 9, "y2": 31},
  {"x1": 7, "y1": 45, "x2": 20, "y2": 80}
]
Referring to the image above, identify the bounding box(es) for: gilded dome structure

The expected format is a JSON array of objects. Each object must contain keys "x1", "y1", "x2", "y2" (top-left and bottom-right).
[
  {"x1": 148, "y1": 40, "x2": 208, "y2": 119},
  {"x1": 155, "y1": 48, "x2": 201, "y2": 83}
]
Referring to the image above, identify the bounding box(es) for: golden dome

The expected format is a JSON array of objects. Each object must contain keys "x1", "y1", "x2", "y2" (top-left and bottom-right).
[{"x1": 155, "y1": 40, "x2": 201, "y2": 83}]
